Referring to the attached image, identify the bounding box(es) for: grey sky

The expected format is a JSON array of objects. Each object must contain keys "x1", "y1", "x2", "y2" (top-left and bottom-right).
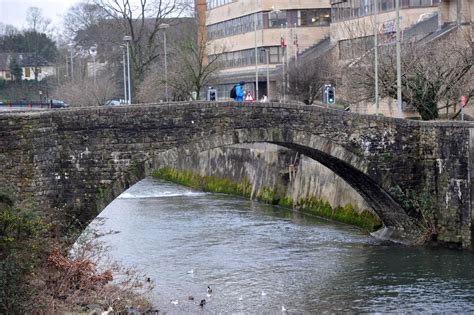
[{"x1": 0, "y1": 0, "x2": 80, "y2": 30}]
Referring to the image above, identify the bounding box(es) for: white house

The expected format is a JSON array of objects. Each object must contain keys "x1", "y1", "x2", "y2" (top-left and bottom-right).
[{"x1": 0, "y1": 53, "x2": 55, "y2": 81}]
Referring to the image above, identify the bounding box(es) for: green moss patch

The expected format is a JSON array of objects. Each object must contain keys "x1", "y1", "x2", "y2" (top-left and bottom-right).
[
  {"x1": 296, "y1": 197, "x2": 382, "y2": 232},
  {"x1": 152, "y1": 167, "x2": 252, "y2": 198}
]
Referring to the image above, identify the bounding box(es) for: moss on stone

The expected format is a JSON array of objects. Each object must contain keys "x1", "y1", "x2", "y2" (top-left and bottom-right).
[
  {"x1": 257, "y1": 186, "x2": 278, "y2": 204},
  {"x1": 278, "y1": 196, "x2": 294, "y2": 208},
  {"x1": 152, "y1": 167, "x2": 382, "y2": 232},
  {"x1": 296, "y1": 197, "x2": 382, "y2": 232},
  {"x1": 152, "y1": 167, "x2": 252, "y2": 198}
]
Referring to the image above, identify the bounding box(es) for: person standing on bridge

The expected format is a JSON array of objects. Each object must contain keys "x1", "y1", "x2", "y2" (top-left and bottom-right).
[{"x1": 230, "y1": 81, "x2": 245, "y2": 102}]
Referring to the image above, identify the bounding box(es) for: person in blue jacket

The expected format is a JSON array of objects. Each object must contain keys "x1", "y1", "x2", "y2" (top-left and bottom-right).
[{"x1": 235, "y1": 81, "x2": 245, "y2": 102}]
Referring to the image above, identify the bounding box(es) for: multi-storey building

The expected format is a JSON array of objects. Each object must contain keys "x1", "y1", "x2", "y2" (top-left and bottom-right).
[
  {"x1": 197, "y1": 0, "x2": 332, "y2": 101},
  {"x1": 330, "y1": 0, "x2": 440, "y2": 42},
  {"x1": 198, "y1": 0, "x2": 472, "y2": 108},
  {"x1": 328, "y1": 0, "x2": 472, "y2": 117}
]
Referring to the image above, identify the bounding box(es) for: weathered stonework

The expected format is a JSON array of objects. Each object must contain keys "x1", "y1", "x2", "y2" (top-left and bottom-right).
[
  {"x1": 0, "y1": 102, "x2": 472, "y2": 248},
  {"x1": 169, "y1": 143, "x2": 371, "y2": 214}
]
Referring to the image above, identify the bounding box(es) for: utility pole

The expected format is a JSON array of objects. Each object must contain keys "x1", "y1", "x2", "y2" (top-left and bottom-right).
[
  {"x1": 122, "y1": 45, "x2": 127, "y2": 103},
  {"x1": 254, "y1": 0, "x2": 259, "y2": 100},
  {"x1": 374, "y1": 0, "x2": 379, "y2": 115},
  {"x1": 396, "y1": 0, "x2": 402, "y2": 117}
]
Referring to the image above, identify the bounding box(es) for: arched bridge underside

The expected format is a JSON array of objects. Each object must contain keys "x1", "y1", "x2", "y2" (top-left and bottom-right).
[{"x1": 1, "y1": 102, "x2": 473, "y2": 249}]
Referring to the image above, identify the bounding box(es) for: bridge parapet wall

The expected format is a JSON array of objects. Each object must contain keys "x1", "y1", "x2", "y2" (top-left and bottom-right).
[{"x1": 0, "y1": 102, "x2": 472, "y2": 248}]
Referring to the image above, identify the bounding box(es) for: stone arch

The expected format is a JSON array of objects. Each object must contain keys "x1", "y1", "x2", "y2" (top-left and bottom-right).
[{"x1": 96, "y1": 129, "x2": 425, "y2": 245}]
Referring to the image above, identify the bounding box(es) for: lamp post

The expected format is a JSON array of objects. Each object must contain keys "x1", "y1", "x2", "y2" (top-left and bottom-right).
[
  {"x1": 89, "y1": 45, "x2": 97, "y2": 85},
  {"x1": 374, "y1": 0, "x2": 379, "y2": 115},
  {"x1": 395, "y1": 0, "x2": 402, "y2": 117},
  {"x1": 123, "y1": 35, "x2": 132, "y2": 104},
  {"x1": 68, "y1": 43, "x2": 85, "y2": 82},
  {"x1": 254, "y1": 0, "x2": 259, "y2": 100},
  {"x1": 159, "y1": 23, "x2": 170, "y2": 102},
  {"x1": 260, "y1": 48, "x2": 270, "y2": 101},
  {"x1": 121, "y1": 45, "x2": 127, "y2": 104},
  {"x1": 68, "y1": 42, "x2": 74, "y2": 82}
]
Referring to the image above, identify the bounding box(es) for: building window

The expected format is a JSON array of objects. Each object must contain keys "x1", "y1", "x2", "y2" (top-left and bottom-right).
[
  {"x1": 25, "y1": 67, "x2": 30, "y2": 77},
  {"x1": 299, "y1": 9, "x2": 331, "y2": 26},
  {"x1": 206, "y1": 0, "x2": 234, "y2": 10},
  {"x1": 332, "y1": 0, "x2": 438, "y2": 22},
  {"x1": 207, "y1": 13, "x2": 263, "y2": 40},
  {"x1": 211, "y1": 46, "x2": 283, "y2": 69},
  {"x1": 269, "y1": 11, "x2": 287, "y2": 28}
]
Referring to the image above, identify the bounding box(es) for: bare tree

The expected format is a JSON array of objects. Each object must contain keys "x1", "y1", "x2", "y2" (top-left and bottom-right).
[
  {"x1": 91, "y1": 0, "x2": 191, "y2": 87},
  {"x1": 52, "y1": 72, "x2": 119, "y2": 107},
  {"x1": 347, "y1": 31, "x2": 473, "y2": 120},
  {"x1": 26, "y1": 7, "x2": 51, "y2": 34},
  {"x1": 287, "y1": 52, "x2": 336, "y2": 105},
  {"x1": 63, "y1": 2, "x2": 109, "y2": 41},
  {"x1": 137, "y1": 21, "x2": 222, "y2": 102}
]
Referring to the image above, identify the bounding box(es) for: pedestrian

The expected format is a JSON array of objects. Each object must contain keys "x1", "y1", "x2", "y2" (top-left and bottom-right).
[{"x1": 230, "y1": 81, "x2": 246, "y2": 102}]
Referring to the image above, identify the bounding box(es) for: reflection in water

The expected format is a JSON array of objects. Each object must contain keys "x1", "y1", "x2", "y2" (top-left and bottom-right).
[{"x1": 87, "y1": 177, "x2": 474, "y2": 313}]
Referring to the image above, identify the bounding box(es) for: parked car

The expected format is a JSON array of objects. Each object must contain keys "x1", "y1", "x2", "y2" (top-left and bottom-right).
[
  {"x1": 105, "y1": 99, "x2": 122, "y2": 106},
  {"x1": 50, "y1": 99, "x2": 69, "y2": 108}
]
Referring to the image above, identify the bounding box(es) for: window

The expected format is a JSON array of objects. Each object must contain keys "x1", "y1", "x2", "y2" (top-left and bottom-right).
[
  {"x1": 269, "y1": 47, "x2": 282, "y2": 63},
  {"x1": 25, "y1": 67, "x2": 30, "y2": 77},
  {"x1": 211, "y1": 46, "x2": 283, "y2": 69},
  {"x1": 331, "y1": 0, "x2": 437, "y2": 22},
  {"x1": 206, "y1": 0, "x2": 234, "y2": 10},
  {"x1": 207, "y1": 13, "x2": 263, "y2": 40},
  {"x1": 299, "y1": 9, "x2": 331, "y2": 26},
  {"x1": 269, "y1": 11, "x2": 287, "y2": 28}
]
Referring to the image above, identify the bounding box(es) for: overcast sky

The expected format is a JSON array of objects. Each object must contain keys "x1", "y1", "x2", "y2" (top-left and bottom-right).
[{"x1": 0, "y1": 0, "x2": 81, "y2": 30}]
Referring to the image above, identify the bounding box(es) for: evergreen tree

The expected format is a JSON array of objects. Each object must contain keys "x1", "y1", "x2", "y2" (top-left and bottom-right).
[{"x1": 9, "y1": 57, "x2": 22, "y2": 81}]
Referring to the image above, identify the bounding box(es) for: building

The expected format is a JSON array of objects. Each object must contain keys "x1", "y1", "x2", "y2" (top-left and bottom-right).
[
  {"x1": 0, "y1": 53, "x2": 55, "y2": 81},
  {"x1": 330, "y1": 0, "x2": 440, "y2": 42},
  {"x1": 328, "y1": 0, "x2": 472, "y2": 117},
  {"x1": 198, "y1": 0, "x2": 332, "y2": 101}
]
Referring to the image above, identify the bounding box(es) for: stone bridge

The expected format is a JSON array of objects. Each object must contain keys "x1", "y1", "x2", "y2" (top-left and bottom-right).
[{"x1": 1, "y1": 102, "x2": 473, "y2": 249}]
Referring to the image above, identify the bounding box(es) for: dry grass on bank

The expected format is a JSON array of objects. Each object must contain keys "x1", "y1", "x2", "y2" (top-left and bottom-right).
[{"x1": 31, "y1": 228, "x2": 156, "y2": 314}]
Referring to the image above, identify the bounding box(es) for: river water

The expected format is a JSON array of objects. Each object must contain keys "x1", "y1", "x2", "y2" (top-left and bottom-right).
[{"x1": 88, "y1": 177, "x2": 474, "y2": 314}]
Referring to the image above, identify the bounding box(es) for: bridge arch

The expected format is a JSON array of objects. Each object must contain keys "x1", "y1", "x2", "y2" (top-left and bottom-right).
[
  {"x1": 98, "y1": 129, "x2": 424, "y2": 244},
  {"x1": 1, "y1": 102, "x2": 471, "y2": 248}
]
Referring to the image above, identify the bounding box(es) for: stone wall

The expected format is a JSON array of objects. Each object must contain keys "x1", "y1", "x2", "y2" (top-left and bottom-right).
[{"x1": 172, "y1": 143, "x2": 371, "y2": 213}]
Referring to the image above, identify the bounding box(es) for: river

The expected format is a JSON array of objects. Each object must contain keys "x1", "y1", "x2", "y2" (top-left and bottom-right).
[{"x1": 87, "y1": 177, "x2": 474, "y2": 313}]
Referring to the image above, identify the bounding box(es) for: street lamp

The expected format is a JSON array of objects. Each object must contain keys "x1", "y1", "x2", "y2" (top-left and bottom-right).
[
  {"x1": 260, "y1": 48, "x2": 270, "y2": 101},
  {"x1": 121, "y1": 45, "x2": 128, "y2": 104},
  {"x1": 68, "y1": 43, "x2": 85, "y2": 82},
  {"x1": 123, "y1": 35, "x2": 132, "y2": 104},
  {"x1": 67, "y1": 42, "x2": 75, "y2": 81},
  {"x1": 254, "y1": 0, "x2": 259, "y2": 101},
  {"x1": 89, "y1": 45, "x2": 98, "y2": 85},
  {"x1": 159, "y1": 23, "x2": 170, "y2": 102}
]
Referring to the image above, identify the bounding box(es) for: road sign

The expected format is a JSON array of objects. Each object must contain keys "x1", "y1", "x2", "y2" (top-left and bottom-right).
[
  {"x1": 245, "y1": 91, "x2": 255, "y2": 102},
  {"x1": 207, "y1": 88, "x2": 217, "y2": 101}
]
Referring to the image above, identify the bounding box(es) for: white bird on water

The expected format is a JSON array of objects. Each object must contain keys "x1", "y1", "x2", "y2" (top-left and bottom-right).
[
  {"x1": 187, "y1": 269, "x2": 194, "y2": 274},
  {"x1": 170, "y1": 300, "x2": 178, "y2": 305},
  {"x1": 239, "y1": 296, "x2": 243, "y2": 301},
  {"x1": 261, "y1": 290, "x2": 267, "y2": 296},
  {"x1": 282, "y1": 305, "x2": 287, "y2": 312}
]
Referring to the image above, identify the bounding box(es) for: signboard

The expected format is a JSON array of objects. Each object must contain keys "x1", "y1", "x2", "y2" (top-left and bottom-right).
[
  {"x1": 207, "y1": 88, "x2": 217, "y2": 101},
  {"x1": 245, "y1": 91, "x2": 255, "y2": 102},
  {"x1": 381, "y1": 20, "x2": 395, "y2": 34}
]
